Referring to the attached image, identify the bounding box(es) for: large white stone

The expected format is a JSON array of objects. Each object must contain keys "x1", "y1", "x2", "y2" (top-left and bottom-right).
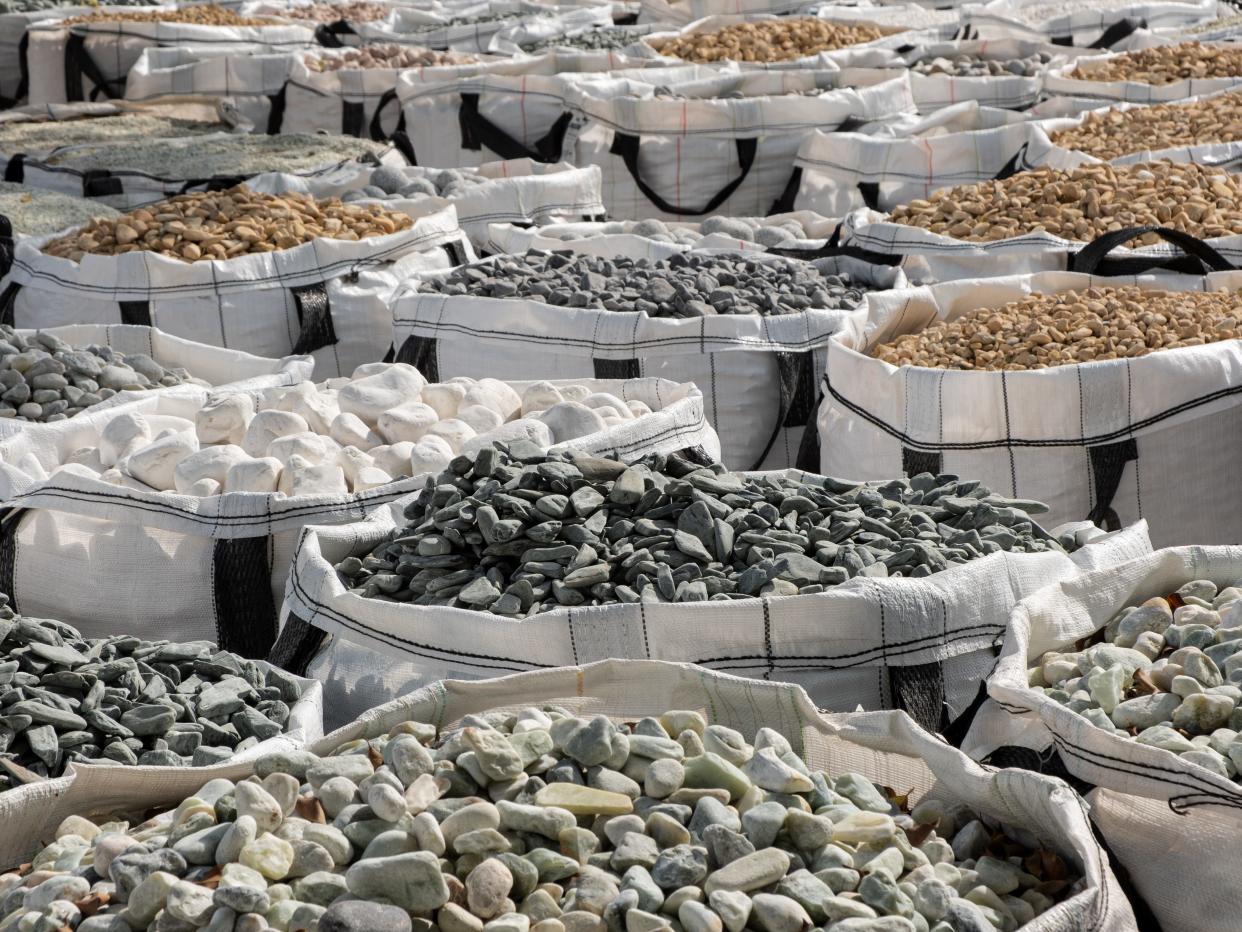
[
  {"x1": 378, "y1": 402, "x2": 440, "y2": 444},
  {"x1": 409, "y1": 436, "x2": 454, "y2": 476},
  {"x1": 338, "y1": 365, "x2": 426, "y2": 425},
  {"x1": 125, "y1": 431, "x2": 199, "y2": 492},
  {"x1": 521, "y1": 381, "x2": 564, "y2": 416},
  {"x1": 278, "y1": 457, "x2": 348, "y2": 497},
  {"x1": 174, "y1": 445, "x2": 249, "y2": 494},
  {"x1": 539, "y1": 402, "x2": 605, "y2": 444},
  {"x1": 425, "y1": 418, "x2": 475, "y2": 453},
  {"x1": 456, "y1": 404, "x2": 504, "y2": 434},
  {"x1": 422, "y1": 382, "x2": 468, "y2": 419},
  {"x1": 243, "y1": 410, "x2": 309, "y2": 458},
  {"x1": 225, "y1": 456, "x2": 283, "y2": 494},
  {"x1": 100, "y1": 411, "x2": 152, "y2": 467},
  {"x1": 372, "y1": 442, "x2": 416, "y2": 478},
  {"x1": 329, "y1": 412, "x2": 382, "y2": 451},
  {"x1": 462, "y1": 418, "x2": 553, "y2": 456},
  {"x1": 267, "y1": 431, "x2": 340, "y2": 467},
  {"x1": 196, "y1": 394, "x2": 255, "y2": 446}
]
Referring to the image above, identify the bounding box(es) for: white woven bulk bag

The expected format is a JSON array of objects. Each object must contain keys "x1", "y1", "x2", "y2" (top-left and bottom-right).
[
  {"x1": 835, "y1": 39, "x2": 1089, "y2": 113},
  {"x1": 841, "y1": 193, "x2": 1242, "y2": 281},
  {"x1": 961, "y1": 547, "x2": 1242, "y2": 932},
  {"x1": 0, "y1": 7, "x2": 100, "y2": 108},
  {"x1": 391, "y1": 247, "x2": 904, "y2": 472},
  {"x1": 124, "y1": 45, "x2": 300, "y2": 134},
  {"x1": 482, "y1": 210, "x2": 841, "y2": 256},
  {"x1": 395, "y1": 65, "x2": 698, "y2": 170},
  {"x1": 324, "y1": 161, "x2": 607, "y2": 248},
  {"x1": 1041, "y1": 39, "x2": 1242, "y2": 102},
  {"x1": 4, "y1": 131, "x2": 408, "y2": 211},
  {"x1": 358, "y1": 0, "x2": 592, "y2": 52},
  {"x1": 961, "y1": 0, "x2": 1216, "y2": 48},
  {"x1": 278, "y1": 47, "x2": 510, "y2": 141},
  {"x1": 567, "y1": 71, "x2": 916, "y2": 221},
  {"x1": 276, "y1": 473, "x2": 1148, "y2": 730},
  {"x1": 0, "y1": 322, "x2": 313, "y2": 440},
  {"x1": 1, "y1": 203, "x2": 470, "y2": 378},
  {"x1": 778, "y1": 104, "x2": 1076, "y2": 219},
  {"x1": 0, "y1": 374, "x2": 717, "y2": 665},
  {"x1": 638, "y1": 13, "x2": 936, "y2": 68},
  {"x1": 25, "y1": 7, "x2": 314, "y2": 106},
  {"x1": 318, "y1": 659, "x2": 1137, "y2": 928},
  {"x1": 1020, "y1": 90, "x2": 1242, "y2": 176},
  {"x1": 815, "y1": 266, "x2": 1242, "y2": 548},
  {"x1": 0, "y1": 663, "x2": 322, "y2": 869}
]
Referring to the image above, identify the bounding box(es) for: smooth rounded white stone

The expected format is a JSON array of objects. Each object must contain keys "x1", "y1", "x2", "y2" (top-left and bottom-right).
[
  {"x1": 472, "y1": 380, "x2": 522, "y2": 419},
  {"x1": 462, "y1": 418, "x2": 553, "y2": 456},
  {"x1": 371, "y1": 442, "x2": 416, "y2": 478},
  {"x1": 353, "y1": 465, "x2": 395, "y2": 492},
  {"x1": 425, "y1": 418, "x2": 475, "y2": 454},
  {"x1": 226, "y1": 456, "x2": 283, "y2": 494},
  {"x1": 125, "y1": 431, "x2": 199, "y2": 492},
  {"x1": 65, "y1": 446, "x2": 105, "y2": 473},
  {"x1": 422, "y1": 382, "x2": 468, "y2": 419},
  {"x1": 378, "y1": 402, "x2": 440, "y2": 444},
  {"x1": 243, "y1": 410, "x2": 309, "y2": 458},
  {"x1": 521, "y1": 381, "x2": 564, "y2": 416},
  {"x1": 539, "y1": 402, "x2": 605, "y2": 443},
  {"x1": 560, "y1": 384, "x2": 590, "y2": 403},
  {"x1": 456, "y1": 404, "x2": 504, "y2": 434},
  {"x1": 195, "y1": 394, "x2": 255, "y2": 446},
  {"x1": 409, "y1": 436, "x2": 454, "y2": 476},
  {"x1": 267, "y1": 431, "x2": 340, "y2": 467},
  {"x1": 338, "y1": 365, "x2": 427, "y2": 425},
  {"x1": 330, "y1": 412, "x2": 382, "y2": 450},
  {"x1": 582, "y1": 393, "x2": 632, "y2": 419},
  {"x1": 188, "y1": 477, "x2": 221, "y2": 496},
  {"x1": 174, "y1": 444, "x2": 249, "y2": 494},
  {"x1": 100, "y1": 410, "x2": 152, "y2": 466},
  {"x1": 627, "y1": 400, "x2": 653, "y2": 418},
  {"x1": 279, "y1": 458, "x2": 348, "y2": 497}
]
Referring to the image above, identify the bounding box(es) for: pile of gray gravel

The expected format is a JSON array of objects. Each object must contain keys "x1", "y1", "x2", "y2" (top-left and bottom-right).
[
  {"x1": 0, "y1": 113, "x2": 221, "y2": 159},
  {"x1": 0, "y1": 325, "x2": 202, "y2": 423},
  {"x1": 339, "y1": 444, "x2": 1069, "y2": 615},
  {"x1": 0, "y1": 182, "x2": 118, "y2": 236},
  {"x1": 417, "y1": 250, "x2": 869, "y2": 317},
  {"x1": 0, "y1": 595, "x2": 305, "y2": 790},
  {"x1": 40, "y1": 133, "x2": 390, "y2": 178}
]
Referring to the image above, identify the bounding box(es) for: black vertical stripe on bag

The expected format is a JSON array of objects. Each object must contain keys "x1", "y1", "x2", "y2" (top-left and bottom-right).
[
  {"x1": 290, "y1": 282, "x2": 338, "y2": 355},
  {"x1": 266, "y1": 84, "x2": 288, "y2": 134},
  {"x1": 888, "y1": 661, "x2": 949, "y2": 734},
  {"x1": 211, "y1": 536, "x2": 278, "y2": 659},
  {"x1": 767, "y1": 167, "x2": 802, "y2": 216},
  {"x1": 902, "y1": 447, "x2": 943, "y2": 479},
  {"x1": 593, "y1": 358, "x2": 641, "y2": 380},
  {"x1": 341, "y1": 100, "x2": 365, "y2": 138},
  {"x1": 118, "y1": 301, "x2": 152, "y2": 327},
  {"x1": 0, "y1": 508, "x2": 20, "y2": 607},
  {"x1": 0, "y1": 281, "x2": 22, "y2": 327},
  {"x1": 1087, "y1": 439, "x2": 1138, "y2": 532},
  {"x1": 750, "y1": 351, "x2": 815, "y2": 471},
  {"x1": 266, "y1": 611, "x2": 328, "y2": 677},
  {"x1": 4, "y1": 154, "x2": 24, "y2": 184},
  {"x1": 395, "y1": 334, "x2": 439, "y2": 381},
  {"x1": 63, "y1": 31, "x2": 126, "y2": 102},
  {"x1": 0, "y1": 215, "x2": 12, "y2": 280},
  {"x1": 793, "y1": 391, "x2": 822, "y2": 473}
]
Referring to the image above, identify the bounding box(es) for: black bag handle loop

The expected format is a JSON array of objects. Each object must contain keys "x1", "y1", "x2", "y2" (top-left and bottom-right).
[
  {"x1": 314, "y1": 19, "x2": 356, "y2": 47},
  {"x1": 458, "y1": 92, "x2": 570, "y2": 163},
  {"x1": 63, "y1": 31, "x2": 126, "y2": 102},
  {"x1": 1069, "y1": 226, "x2": 1235, "y2": 276},
  {"x1": 609, "y1": 133, "x2": 757, "y2": 217},
  {"x1": 368, "y1": 87, "x2": 404, "y2": 141}
]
